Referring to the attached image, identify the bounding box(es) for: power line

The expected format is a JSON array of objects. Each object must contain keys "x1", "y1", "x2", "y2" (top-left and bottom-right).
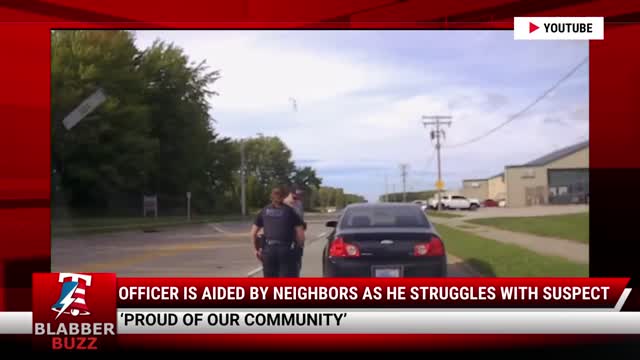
[
  {"x1": 409, "y1": 150, "x2": 437, "y2": 185},
  {"x1": 424, "y1": 150, "x2": 436, "y2": 170},
  {"x1": 445, "y1": 56, "x2": 589, "y2": 149}
]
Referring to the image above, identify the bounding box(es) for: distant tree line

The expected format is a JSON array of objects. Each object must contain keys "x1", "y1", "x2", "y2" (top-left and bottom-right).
[
  {"x1": 378, "y1": 190, "x2": 438, "y2": 203},
  {"x1": 235, "y1": 136, "x2": 323, "y2": 212},
  {"x1": 307, "y1": 187, "x2": 367, "y2": 211},
  {"x1": 51, "y1": 30, "x2": 364, "y2": 217}
]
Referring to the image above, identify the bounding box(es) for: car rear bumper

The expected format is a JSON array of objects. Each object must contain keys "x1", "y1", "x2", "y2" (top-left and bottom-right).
[{"x1": 325, "y1": 256, "x2": 447, "y2": 277}]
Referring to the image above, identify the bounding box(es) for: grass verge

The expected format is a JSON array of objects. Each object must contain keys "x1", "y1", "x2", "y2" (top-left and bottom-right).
[
  {"x1": 426, "y1": 210, "x2": 464, "y2": 219},
  {"x1": 436, "y1": 223, "x2": 588, "y2": 277},
  {"x1": 467, "y1": 212, "x2": 589, "y2": 244}
]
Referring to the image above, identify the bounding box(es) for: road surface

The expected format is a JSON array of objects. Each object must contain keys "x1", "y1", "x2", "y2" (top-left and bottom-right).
[{"x1": 52, "y1": 214, "x2": 478, "y2": 277}]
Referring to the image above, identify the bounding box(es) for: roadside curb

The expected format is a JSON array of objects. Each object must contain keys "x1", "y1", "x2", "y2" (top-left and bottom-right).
[
  {"x1": 460, "y1": 259, "x2": 486, "y2": 277},
  {"x1": 447, "y1": 253, "x2": 485, "y2": 277}
]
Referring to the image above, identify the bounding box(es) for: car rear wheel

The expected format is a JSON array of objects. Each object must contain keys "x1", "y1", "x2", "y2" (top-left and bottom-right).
[{"x1": 469, "y1": 203, "x2": 479, "y2": 210}]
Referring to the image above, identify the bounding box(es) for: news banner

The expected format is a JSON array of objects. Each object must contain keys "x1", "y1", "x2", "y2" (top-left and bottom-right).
[{"x1": 1, "y1": 274, "x2": 639, "y2": 350}]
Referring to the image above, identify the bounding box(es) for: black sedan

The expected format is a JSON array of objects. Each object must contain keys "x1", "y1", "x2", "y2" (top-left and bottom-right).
[{"x1": 322, "y1": 203, "x2": 447, "y2": 278}]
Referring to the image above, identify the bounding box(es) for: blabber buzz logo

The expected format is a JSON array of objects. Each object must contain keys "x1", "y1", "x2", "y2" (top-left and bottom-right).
[
  {"x1": 52, "y1": 273, "x2": 92, "y2": 319},
  {"x1": 33, "y1": 272, "x2": 117, "y2": 351}
]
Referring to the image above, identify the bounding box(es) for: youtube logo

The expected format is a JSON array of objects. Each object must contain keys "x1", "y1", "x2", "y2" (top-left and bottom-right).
[
  {"x1": 529, "y1": 22, "x2": 539, "y2": 33},
  {"x1": 514, "y1": 17, "x2": 604, "y2": 40}
]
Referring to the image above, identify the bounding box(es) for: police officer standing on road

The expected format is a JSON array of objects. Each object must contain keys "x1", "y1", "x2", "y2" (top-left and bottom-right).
[
  {"x1": 251, "y1": 186, "x2": 305, "y2": 277},
  {"x1": 284, "y1": 185, "x2": 306, "y2": 276}
]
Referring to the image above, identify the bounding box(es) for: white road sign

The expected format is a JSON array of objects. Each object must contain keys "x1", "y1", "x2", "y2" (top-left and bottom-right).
[{"x1": 63, "y1": 88, "x2": 107, "y2": 130}]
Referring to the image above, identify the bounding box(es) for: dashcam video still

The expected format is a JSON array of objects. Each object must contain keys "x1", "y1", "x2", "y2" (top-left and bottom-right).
[{"x1": 51, "y1": 30, "x2": 589, "y2": 278}]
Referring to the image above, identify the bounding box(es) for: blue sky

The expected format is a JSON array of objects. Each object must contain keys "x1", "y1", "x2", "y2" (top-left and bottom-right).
[{"x1": 134, "y1": 30, "x2": 589, "y2": 202}]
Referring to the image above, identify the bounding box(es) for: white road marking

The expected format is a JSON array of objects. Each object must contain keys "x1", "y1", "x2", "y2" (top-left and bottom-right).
[
  {"x1": 247, "y1": 266, "x2": 263, "y2": 277},
  {"x1": 209, "y1": 224, "x2": 228, "y2": 233}
]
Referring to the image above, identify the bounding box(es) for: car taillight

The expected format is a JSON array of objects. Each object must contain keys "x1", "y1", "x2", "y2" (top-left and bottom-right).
[
  {"x1": 329, "y1": 237, "x2": 360, "y2": 257},
  {"x1": 414, "y1": 237, "x2": 444, "y2": 256}
]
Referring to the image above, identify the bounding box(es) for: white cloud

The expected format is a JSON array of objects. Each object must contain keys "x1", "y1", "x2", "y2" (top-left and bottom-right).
[
  {"x1": 133, "y1": 30, "x2": 588, "y2": 201},
  {"x1": 135, "y1": 30, "x2": 432, "y2": 114}
]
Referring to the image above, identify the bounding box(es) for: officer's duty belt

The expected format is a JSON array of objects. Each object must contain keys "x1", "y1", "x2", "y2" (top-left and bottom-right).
[{"x1": 265, "y1": 239, "x2": 290, "y2": 246}]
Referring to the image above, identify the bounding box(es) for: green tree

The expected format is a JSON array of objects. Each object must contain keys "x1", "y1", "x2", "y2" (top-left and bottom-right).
[
  {"x1": 290, "y1": 166, "x2": 322, "y2": 210},
  {"x1": 344, "y1": 193, "x2": 366, "y2": 205},
  {"x1": 52, "y1": 30, "x2": 236, "y2": 216},
  {"x1": 238, "y1": 136, "x2": 296, "y2": 207},
  {"x1": 203, "y1": 135, "x2": 240, "y2": 213},
  {"x1": 291, "y1": 166, "x2": 322, "y2": 190},
  {"x1": 51, "y1": 30, "x2": 156, "y2": 213},
  {"x1": 318, "y1": 187, "x2": 329, "y2": 208},
  {"x1": 327, "y1": 187, "x2": 336, "y2": 207},
  {"x1": 138, "y1": 39, "x2": 222, "y2": 213},
  {"x1": 379, "y1": 190, "x2": 437, "y2": 203},
  {"x1": 335, "y1": 188, "x2": 345, "y2": 209}
]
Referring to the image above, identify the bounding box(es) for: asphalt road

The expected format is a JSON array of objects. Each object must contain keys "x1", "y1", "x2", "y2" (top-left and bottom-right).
[{"x1": 52, "y1": 215, "x2": 478, "y2": 277}]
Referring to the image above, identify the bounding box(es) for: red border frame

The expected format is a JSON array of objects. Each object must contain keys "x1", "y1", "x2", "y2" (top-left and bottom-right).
[{"x1": 2, "y1": 0, "x2": 640, "y2": 351}]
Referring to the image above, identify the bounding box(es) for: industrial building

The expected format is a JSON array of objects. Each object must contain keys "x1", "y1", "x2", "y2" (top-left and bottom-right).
[
  {"x1": 460, "y1": 140, "x2": 589, "y2": 207},
  {"x1": 461, "y1": 173, "x2": 506, "y2": 203},
  {"x1": 504, "y1": 140, "x2": 589, "y2": 207}
]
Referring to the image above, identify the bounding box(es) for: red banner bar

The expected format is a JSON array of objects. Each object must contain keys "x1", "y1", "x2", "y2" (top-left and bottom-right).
[
  {"x1": 117, "y1": 334, "x2": 633, "y2": 352},
  {"x1": 117, "y1": 278, "x2": 630, "y2": 308}
]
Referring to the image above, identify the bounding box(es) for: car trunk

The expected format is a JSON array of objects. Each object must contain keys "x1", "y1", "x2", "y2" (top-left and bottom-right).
[{"x1": 340, "y1": 231, "x2": 438, "y2": 259}]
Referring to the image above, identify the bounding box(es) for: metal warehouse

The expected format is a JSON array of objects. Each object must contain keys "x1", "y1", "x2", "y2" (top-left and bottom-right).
[
  {"x1": 461, "y1": 173, "x2": 507, "y2": 204},
  {"x1": 504, "y1": 140, "x2": 589, "y2": 207},
  {"x1": 461, "y1": 141, "x2": 589, "y2": 207}
]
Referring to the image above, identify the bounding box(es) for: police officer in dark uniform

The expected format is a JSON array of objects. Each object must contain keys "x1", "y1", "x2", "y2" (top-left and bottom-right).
[{"x1": 251, "y1": 186, "x2": 305, "y2": 277}]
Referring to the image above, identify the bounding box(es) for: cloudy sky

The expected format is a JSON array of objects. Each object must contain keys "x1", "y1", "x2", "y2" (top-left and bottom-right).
[{"x1": 134, "y1": 30, "x2": 589, "y2": 202}]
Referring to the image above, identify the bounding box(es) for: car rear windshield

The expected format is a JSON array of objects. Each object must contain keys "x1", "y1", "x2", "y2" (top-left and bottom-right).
[{"x1": 340, "y1": 206, "x2": 430, "y2": 228}]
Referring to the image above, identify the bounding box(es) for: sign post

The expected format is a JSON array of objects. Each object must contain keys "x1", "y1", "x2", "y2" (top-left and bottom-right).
[
  {"x1": 435, "y1": 180, "x2": 445, "y2": 211},
  {"x1": 186, "y1": 192, "x2": 192, "y2": 221},
  {"x1": 143, "y1": 195, "x2": 158, "y2": 218}
]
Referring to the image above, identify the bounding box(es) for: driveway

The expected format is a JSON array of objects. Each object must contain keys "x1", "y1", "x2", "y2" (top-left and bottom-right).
[{"x1": 439, "y1": 204, "x2": 588, "y2": 220}]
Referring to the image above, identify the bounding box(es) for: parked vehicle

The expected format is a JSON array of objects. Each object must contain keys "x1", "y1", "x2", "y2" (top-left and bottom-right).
[
  {"x1": 412, "y1": 200, "x2": 429, "y2": 212},
  {"x1": 322, "y1": 203, "x2": 447, "y2": 277},
  {"x1": 428, "y1": 195, "x2": 480, "y2": 210},
  {"x1": 483, "y1": 199, "x2": 499, "y2": 207}
]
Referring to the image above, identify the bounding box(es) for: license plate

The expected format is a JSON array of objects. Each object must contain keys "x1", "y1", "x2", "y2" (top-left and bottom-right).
[{"x1": 373, "y1": 267, "x2": 401, "y2": 278}]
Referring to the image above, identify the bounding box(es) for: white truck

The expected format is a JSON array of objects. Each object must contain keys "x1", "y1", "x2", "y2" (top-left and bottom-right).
[
  {"x1": 428, "y1": 195, "x2": 480, "y2": 210},
  {"x1": 412, "y1": 200, "x2": 429, "y2": 212}
]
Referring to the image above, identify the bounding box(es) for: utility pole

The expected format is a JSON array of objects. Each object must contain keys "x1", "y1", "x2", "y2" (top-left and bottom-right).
[
  {"x1": 240, "y1": 140, "x2": 247, "y2": 217},
  {"x1": 400, "y1": 164, "x2": 409, "y2": 202},
  {"x1": 422, "y1": 115, "x2": 452, "y2": 210}
]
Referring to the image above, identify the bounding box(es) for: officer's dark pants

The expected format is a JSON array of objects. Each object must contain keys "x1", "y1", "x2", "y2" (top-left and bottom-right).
[
  {"x1": 262, "y1": 243, "x2": 298, "y2": 278},
  {"x1": 294, "y1": 247, "x2": 303, "y2": 276}
]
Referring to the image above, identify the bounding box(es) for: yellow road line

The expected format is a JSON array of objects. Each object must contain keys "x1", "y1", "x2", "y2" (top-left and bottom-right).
[{"x1": 75, "y1": 240, "x2": 248, "y2": 273}]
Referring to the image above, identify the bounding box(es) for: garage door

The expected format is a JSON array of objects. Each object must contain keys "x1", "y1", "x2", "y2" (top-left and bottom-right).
[{"x1": 548, "y1": 169, "x2": 589, "y2": 204}]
